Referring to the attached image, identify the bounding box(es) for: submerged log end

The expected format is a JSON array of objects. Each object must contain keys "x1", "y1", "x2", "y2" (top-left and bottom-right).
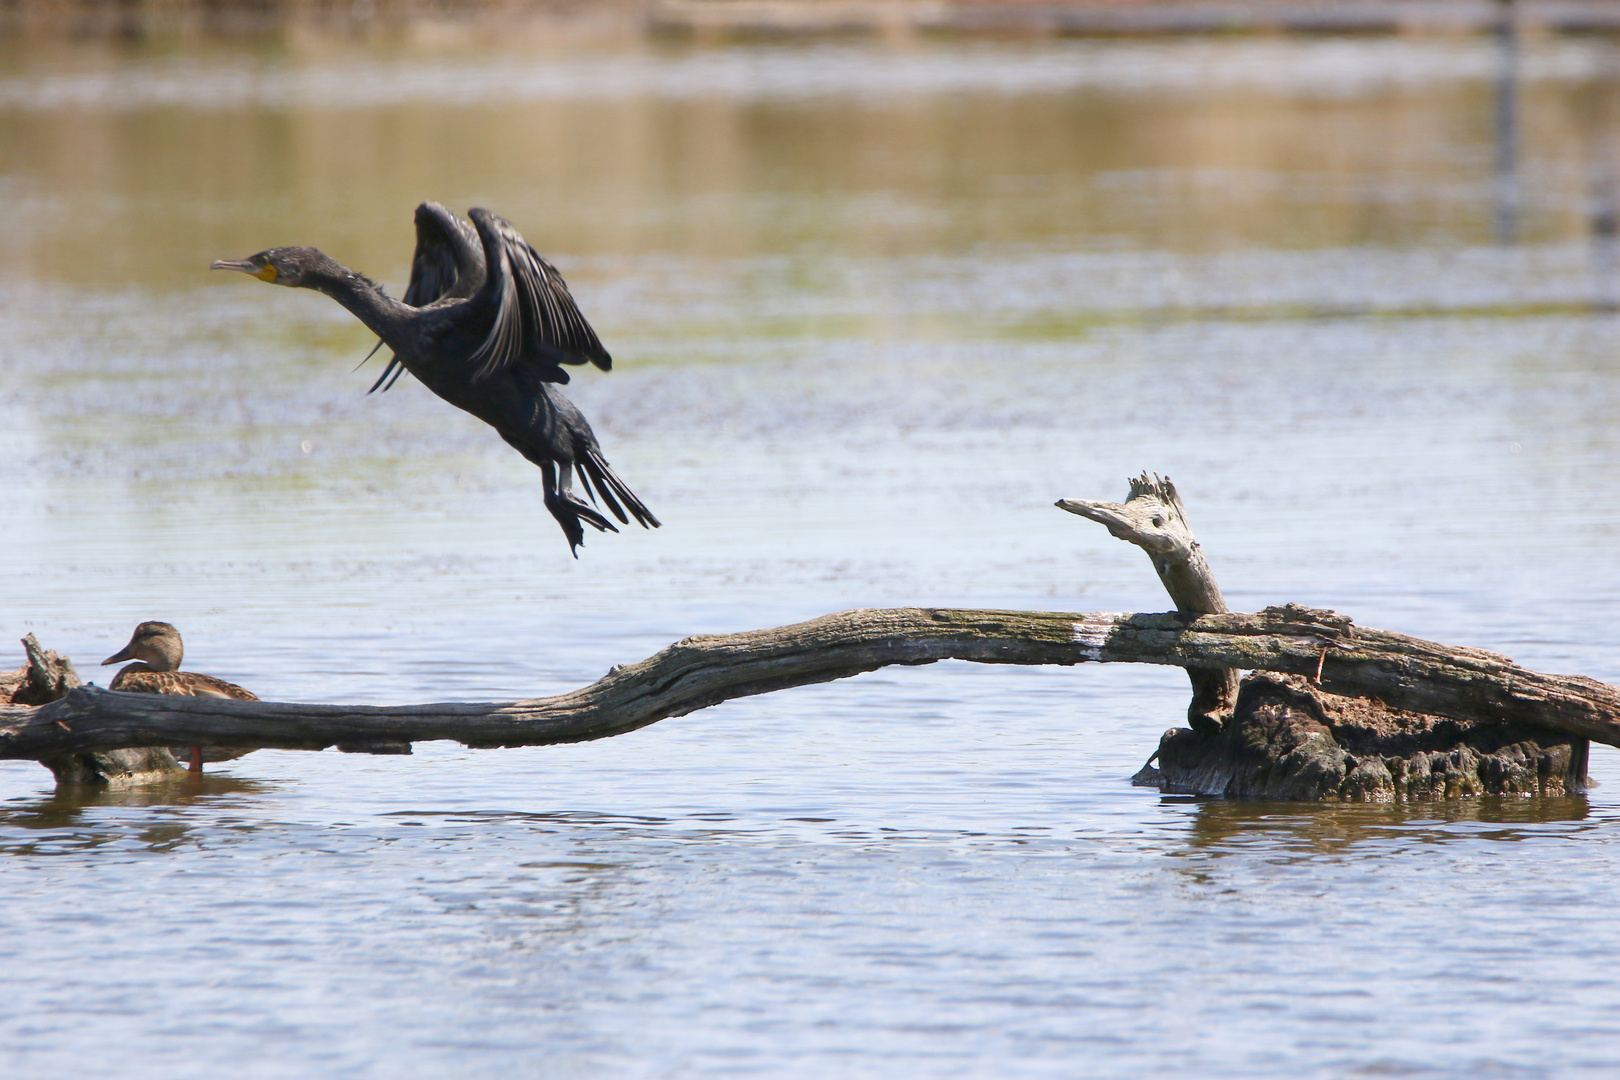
[
  {"x1": 1136, "y1": 673, "x2": 1590, "y2": 801},
  {"x1": 42, "y1": 747, "x2": 187, "y2": 789}
]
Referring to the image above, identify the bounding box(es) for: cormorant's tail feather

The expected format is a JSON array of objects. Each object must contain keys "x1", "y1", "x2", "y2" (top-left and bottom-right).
[
  {"x1": 364, "y1": 344, "x2": 410, "y2": 394},
  {"x1": 574, "y1": 459, "x2": 625, "y2": 524},
  {"x1": 354, "y1": 339, "x2": 385, "y2": 372},
  {"x1": 578, "y1": 447, "x2": 660, "y2": 530}
]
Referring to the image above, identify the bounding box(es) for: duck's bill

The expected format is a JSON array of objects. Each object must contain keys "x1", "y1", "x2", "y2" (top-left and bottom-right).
[
  {"x1": 210, "y1": 259, "x2": 257, "y2": 273},
  {"x1": 102, "y1": 643, "x2": 137, "y2": 666}
]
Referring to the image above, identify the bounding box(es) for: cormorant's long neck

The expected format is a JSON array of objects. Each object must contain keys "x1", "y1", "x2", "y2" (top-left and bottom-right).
[{"x1": 308, "y1": 265, "x2": 416, "y2": 348}]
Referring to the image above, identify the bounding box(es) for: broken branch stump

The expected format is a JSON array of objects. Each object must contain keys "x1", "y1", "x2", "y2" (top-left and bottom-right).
[{"x1": 1058, "y1": 472, "x2": 1240, "y2": 733}]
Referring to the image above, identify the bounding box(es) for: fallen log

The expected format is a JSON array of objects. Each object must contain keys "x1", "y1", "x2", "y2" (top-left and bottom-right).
[
  {"x1": 2, "y1": 604, "x2": 1617, "y2": 767},
  {"x1": 6, "y1": 474, "x2": 1614, "y2": 797}
]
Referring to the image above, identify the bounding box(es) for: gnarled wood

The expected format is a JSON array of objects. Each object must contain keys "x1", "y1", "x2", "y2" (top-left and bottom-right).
[
  {"x1": 1058, "y1": 473, "x2": 1241, "y2": 733},
  {"x1": 1, "y1": 605, "x2": 1617, "y2": 764},
  {"x1": 1153, "y1": 673, "x2": 1588, "y2": 801},
  {"x1": 9, "y1": 635, "x2": 186, "y2": 786},
  {"x1": 19, "y1": 633, "x2": 82, "y2": 705}
]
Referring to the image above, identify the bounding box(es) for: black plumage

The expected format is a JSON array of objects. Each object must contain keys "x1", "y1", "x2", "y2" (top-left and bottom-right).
[{"x1": 213, "y1": 205, "x2": 657, "y2": 555}]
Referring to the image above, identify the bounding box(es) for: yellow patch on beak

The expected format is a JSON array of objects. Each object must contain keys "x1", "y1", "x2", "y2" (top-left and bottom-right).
[{"x1": 255, "y1": 264, "x2": 278, "y2": 282}]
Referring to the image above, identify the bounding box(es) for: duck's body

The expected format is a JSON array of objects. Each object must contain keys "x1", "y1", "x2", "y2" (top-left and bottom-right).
[
  {"x1": 108, "y1": 665, "x2": 257, "y2": 701},
  {"x1": 103, "y1": 621, "x2": 257, "y2": 773},
  {"x1": 213, "y1": 204, "x2": 658, "y2": 555}
]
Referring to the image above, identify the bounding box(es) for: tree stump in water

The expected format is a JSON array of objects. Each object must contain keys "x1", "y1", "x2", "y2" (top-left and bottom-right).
[
  {"x1": 1137, "y1": 674, "x2": 1588, "y2": 800},
  {"x1": 1060, "y1": 475, "x2": 1591, "y2": 800}
]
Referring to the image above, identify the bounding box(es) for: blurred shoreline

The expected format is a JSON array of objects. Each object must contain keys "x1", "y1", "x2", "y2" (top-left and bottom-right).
[{"x1": 4, "y1": 0, "x2": 1618, "y2": 44}]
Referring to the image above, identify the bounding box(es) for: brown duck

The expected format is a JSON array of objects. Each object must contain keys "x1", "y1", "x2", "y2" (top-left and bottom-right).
[{"x1": 102, "y1": 621, "x2": 257, "y2": 776}]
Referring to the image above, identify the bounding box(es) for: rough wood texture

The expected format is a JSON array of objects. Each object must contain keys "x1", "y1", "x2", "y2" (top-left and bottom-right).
[
  {"x1": 1057, "y1": 473, "x2": 1240, "y2": 733},
  {"x1": 17, "y1": 634, "x2": 83, "y2": 705},
  {"x1": 1143, "y1": 673, "x2": 1589, "y2": 801},
  {"x1": 2, "y1": 605, "x2": 1617, "y2": 761},
  {"x1": 8, "y1": 636, "x2": 186, "y2": 787}
]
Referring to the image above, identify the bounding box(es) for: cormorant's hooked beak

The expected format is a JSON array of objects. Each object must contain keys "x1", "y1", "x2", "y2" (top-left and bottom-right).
[
  {"x1": 211, "y1": 258, "x2": 277, "y2": 282},
  {"x1": 102, "y1": 641, "x2": 137, "y2": 666}
]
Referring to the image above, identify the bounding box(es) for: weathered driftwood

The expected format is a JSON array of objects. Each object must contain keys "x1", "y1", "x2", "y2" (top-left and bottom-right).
[
  {"x1": 1061, "y1": 475, "x2": 1595, "y2": 799},
  {"x1": 1146, "y1": 673, "x2": 1589, "y2": 800},
  {"x1": 4, "y1": 635, "x2": 185, "y2": 787},
  {"x1": 14, "y1": 633, "x2": 83, "y2": 706},
  {"x1": 1057, "y1": 473, "x2": 1240, "y2": 733},
  {"x1": 2, "y1": 606, "x2": 1618, "y2": 770}
]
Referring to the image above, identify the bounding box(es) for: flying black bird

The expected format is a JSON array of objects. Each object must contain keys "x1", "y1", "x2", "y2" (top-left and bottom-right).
[{"x1": 213, "y1": 205, "x2": 658, "y2": 555}]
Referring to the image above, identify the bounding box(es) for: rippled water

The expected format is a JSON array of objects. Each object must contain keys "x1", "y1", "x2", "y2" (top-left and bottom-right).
[{"x1": 3, "y1": 31, "x2": 1620, "y2": 1078}]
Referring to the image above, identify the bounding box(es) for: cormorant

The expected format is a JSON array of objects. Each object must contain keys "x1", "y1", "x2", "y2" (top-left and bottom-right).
[
  {"x1": 103, "y1": 621, "x2": 258, "y2": 776},
  {"x1": 212, "y1": 204, "x2": 658, "y2": 555}
]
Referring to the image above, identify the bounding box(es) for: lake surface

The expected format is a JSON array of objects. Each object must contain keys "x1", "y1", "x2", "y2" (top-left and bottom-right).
[{"x1": 3, "y1": 29, "x2": 1620, "y2": 1078}]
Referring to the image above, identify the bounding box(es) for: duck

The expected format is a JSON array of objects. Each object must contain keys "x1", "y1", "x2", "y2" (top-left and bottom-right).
[{"x1": 102, "y1": 621, "x2": 258, "y2": 776}]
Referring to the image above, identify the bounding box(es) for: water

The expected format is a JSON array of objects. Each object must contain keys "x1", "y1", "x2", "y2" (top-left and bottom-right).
[{"x1": 3, "y1": 30, "x2": 1620, "y2": 1078}]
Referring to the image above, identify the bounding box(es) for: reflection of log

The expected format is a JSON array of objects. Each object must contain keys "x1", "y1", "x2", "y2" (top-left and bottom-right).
[
  {"x1": 2, "y1": 606, "x2": 1618, "y2": 769},
  {"x1": 1058, "y1": 473, "x2": 1238, "y2": 733}
]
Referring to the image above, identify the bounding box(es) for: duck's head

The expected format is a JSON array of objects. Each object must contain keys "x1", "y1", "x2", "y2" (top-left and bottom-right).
[
  {"x1": 103, "y1": 621, "x2": 183, "y2": 672},
  {"x1": 211, "y1": 247, "x2": 338, "y2": 289}
]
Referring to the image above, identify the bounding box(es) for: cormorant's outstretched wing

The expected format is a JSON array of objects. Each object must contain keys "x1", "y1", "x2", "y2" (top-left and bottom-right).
[
  {"x1": 466, "y1": 207, "x2": 612, "y2": 384},
  {"x1": 404, "y1": 202, "x2": 483, "y2": 306},
  {"x1": 369, "y1": 202, "x2": 487, "y2": 393}
]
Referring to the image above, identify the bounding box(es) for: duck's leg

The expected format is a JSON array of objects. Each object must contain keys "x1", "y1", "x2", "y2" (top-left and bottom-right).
[{"x1": 189, "y1": 746, "x2": 203, "y2": 776}]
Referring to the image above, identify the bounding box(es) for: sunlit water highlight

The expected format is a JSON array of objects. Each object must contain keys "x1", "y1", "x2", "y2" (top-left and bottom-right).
[{"x1": 3, "y1": 33, "x2": 1620, "y2": 1078}]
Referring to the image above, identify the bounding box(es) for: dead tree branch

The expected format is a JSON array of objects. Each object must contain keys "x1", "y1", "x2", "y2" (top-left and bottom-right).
[
  {"x1": 1058, "y1": 473, "x2": 1241, "y2": 732},
  {"x1": 2, "y1": 605, "x2": 1617, "y2": 763}
]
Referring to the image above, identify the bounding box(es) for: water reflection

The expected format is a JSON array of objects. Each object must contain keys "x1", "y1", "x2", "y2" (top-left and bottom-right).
[
  {"x1": 0, "y1": 775, "x2": 279, "y2": 855},
  {"x1": 4, "y1": 36, "x2": 1620, "y2": 289},
  {"x1": 1493, "y1": 0, "x2": 1521, "y2": 244},
  {"x1": 1180, "y1": 794, "x2": 1596, "y2": 857},
  {"x1": 5, "y1": 30, "x2": 1620, "y2": 1078}
]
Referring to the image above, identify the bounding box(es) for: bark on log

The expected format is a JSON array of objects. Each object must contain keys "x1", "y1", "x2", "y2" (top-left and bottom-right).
[
  {"x1": 6, "y1": 635, "x2": 186, "y2": 787},
  {"x1": 2, "y1": 605, "x2": 1617, "y2": 764},
  {"x1": 1149, "y1": 673, "x2": 1590, "y2": 801},
  {"x1": 1057, "y1": 473, "x2": 1240, "y2": 733}
]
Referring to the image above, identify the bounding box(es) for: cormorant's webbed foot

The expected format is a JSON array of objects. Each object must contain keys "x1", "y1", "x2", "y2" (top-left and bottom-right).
[{"x1": 544, "y1": 492, "x2": 619, "y2": 557}]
